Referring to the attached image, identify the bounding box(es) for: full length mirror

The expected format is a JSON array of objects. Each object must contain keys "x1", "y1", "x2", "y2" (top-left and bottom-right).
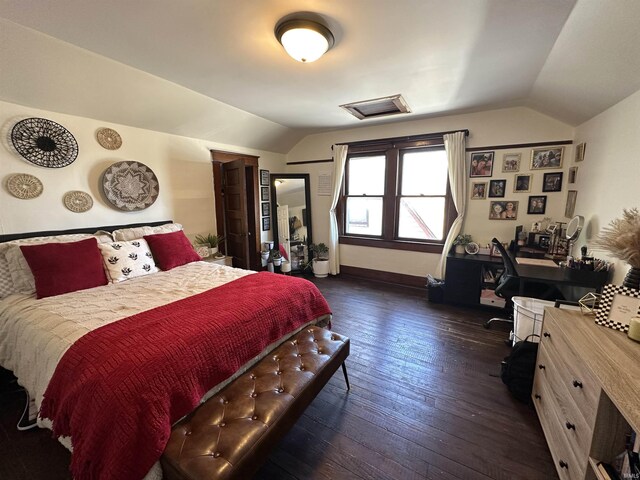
[{"x1": 270, "y1": 174, "x2": 312, "y2": 271}]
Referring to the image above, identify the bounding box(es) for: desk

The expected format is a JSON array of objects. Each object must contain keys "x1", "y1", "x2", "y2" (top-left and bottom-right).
[{"x1": 444, "y1": 253, "x2": 610, "y2": 308}]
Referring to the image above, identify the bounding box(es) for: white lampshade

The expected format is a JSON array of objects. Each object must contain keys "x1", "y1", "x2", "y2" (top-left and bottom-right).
[{"x1": 275, "y1": 19, "x2": 334, "y2": 63}]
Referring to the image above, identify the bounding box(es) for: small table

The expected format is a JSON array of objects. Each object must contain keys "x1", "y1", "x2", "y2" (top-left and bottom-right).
[{"x1": 203, "y1": 255, "x2": 233, "y2": 267}]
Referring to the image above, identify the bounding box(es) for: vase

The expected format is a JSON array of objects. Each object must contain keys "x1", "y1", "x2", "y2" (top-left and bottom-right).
[
  {"x1": 454, "y1": 244, "x2": 465, "y2": 254},
  {"x1": 623, "y1": 266, "x2": 640, "y2": 290}
]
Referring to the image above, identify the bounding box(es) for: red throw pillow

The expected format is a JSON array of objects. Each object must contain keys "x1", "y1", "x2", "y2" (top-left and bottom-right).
[
  {"x1": 20, "y1": 238, "x2": 109, "y2": 299},
  {"x1": 144, "y1": 230, "x2": 201, "y2": 271}
]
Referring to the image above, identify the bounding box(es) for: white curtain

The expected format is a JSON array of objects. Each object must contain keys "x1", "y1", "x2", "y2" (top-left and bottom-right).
[
  {"x1": 435, "y1": 131, "x2": 467, "y2": 278},
  {"x1": 329, "y1": 144, "x2": 348, "y2": 275}
]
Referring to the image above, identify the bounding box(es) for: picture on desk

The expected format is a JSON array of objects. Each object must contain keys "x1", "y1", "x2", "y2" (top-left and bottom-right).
[
  {"x1": 469, "y1": 151, "x2": 494, "y2": 177},
  {"x1": 527, "y1": 195, "x2": 547, "y2": 214},
  {"x1": 530, "y1": 147, "x2": 564, "y2": 169},
  {"x1": 471, "y1": 181, "x2": 487, "y2": 199},
  {"x1": 489, "y1": 200, "x2": 518, "y2": 220},
  {"x1": 542, "y1": 172, "x2": 563, "y2": 192},
  {"x1": 513, "y1": 174, "x2": 531, "y2": 193},
  {"x1": 488, "y1": 179, "x2": 506, "y2": 198}
]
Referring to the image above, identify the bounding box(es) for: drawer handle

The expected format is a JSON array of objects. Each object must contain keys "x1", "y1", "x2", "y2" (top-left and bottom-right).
[
  {"x1": 543, "y1": 332, "x2": 551, "y2": 338},
  {"x1": 534, "y1": 394, "x2": 541, "y2": 400},
  {"x1": 572, "y1": 380, "x2": 583, "y2": 388},
  {"x1": 559, "y1": 460, "x2": 569, "y2": 469},
  {"x1": 538, "y1": 364, "x2": 546, "y2": 370},
  {"x1": 565, "y1": 422, "x2": 576, "y2": 431}
]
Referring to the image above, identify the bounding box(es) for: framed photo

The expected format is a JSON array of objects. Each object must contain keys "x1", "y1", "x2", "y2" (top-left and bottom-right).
[
  {"x1": 502, "y1": 153, "x2": 521, "y2": 173},
  {"x1": 514, "y1": 174, "x2": 531, "y2": 193},
  {"x1": 595, "y1": 284, "x2": 640, "y2": 332},
  {"x1": 568, "y1": 166, "x2": 578, "y2": 184},
  {"x1": 489, "y1": 200, "x2": 518, "y2": 220},
  {"x1": 261, "y1": 186, "x2": 269, "y2": 202},
  {"x1": 538, "y1": 235, "x2": 551, "y2": 249},
  {"x1": 565, "y1": 190, "x2": 578, "y2": 218},
  {"x1": 527, "y1": 195, "x2": 547, "y2": 214},
  {"x1": 490, "y1": 242, "x2": 508, "y2": 257},
  {"x1": 531, "y1": 147, "x2": 564, "y2": 169},
  {"x1": 469, "y1": 151, "x2": 494, "y2": 177},
  {"x1": 471, "y1": 181, "x2": 487, "y2": 199},
  {"x1": 260, "y1": 169, "x2": 270, "y2": 186},
  {"x1": 261, "y1": 216, "x2": 271, "y2": 231},
  {"x1": 543, "y1": 172, "x2": 563, "y2": 192},
  {"x1": 488, "y1": 179, "x2": 506, "y2": 198},
  {"x1": 261, "y1": 202, "x2": 270, "y2": 217},
  {"x1": 575, "y1": 143, "x2": 586, "y2": 162}
]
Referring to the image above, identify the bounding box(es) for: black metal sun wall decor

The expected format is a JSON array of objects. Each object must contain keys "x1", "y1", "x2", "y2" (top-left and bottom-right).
[{"x1": 11, "y1": 117, "x2": 79, "y2": 168}]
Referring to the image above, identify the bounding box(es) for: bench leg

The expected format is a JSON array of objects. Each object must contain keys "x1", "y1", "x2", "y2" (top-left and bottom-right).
[{"x1": 341, "y1": 362, "x2": 351, "y2": 390}]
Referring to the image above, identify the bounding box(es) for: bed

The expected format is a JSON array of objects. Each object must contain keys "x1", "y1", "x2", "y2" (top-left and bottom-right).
[{"x1": 0, "y1": 221, "x2": 332, "y2": 480}]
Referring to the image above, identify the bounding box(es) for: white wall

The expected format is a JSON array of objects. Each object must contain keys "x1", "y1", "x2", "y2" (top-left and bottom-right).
[
  {"x1": 0, "y1": 100, "x2": 286, "y2": 240},
  {"x1": 286, "y1": 107, "x2": 574, "y2": 278},
  {"x1": 573, "y1": 88, "x2": 640, "y2": 284}
]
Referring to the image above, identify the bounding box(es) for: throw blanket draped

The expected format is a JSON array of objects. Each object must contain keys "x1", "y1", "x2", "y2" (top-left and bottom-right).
[{"x1": 40, "y1": 272, "x2": 331, "y2": 480}]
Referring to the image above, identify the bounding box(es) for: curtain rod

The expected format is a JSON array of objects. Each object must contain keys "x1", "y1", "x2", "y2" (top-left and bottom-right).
[{"x1": 333, "y1": 129, "x2": 469, "y2": 148}]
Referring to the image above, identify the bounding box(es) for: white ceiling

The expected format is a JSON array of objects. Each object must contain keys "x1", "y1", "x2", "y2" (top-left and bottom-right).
[{"x1": 1, "y1": 0, "x2": 639, "y2": 153}]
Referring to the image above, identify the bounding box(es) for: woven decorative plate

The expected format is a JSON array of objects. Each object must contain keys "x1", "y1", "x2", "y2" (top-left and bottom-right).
[
  {"x1": 7, "y1": 173, "x2": 44, "y2": 199},
  {"x1": 102, "y1": 161, "x2": 159, "y2": 211},
  {"x1": 11, "y1": 117, "x2": 78, "y2": 168},
  {"x1": 63, "y1": 190, "x2": 94, "y2": 213},
  {"x1": 96, "y1": 128, "x2": 122, "y2": 150}
]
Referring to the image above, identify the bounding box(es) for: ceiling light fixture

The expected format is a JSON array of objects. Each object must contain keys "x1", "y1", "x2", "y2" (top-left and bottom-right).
[{"x1": 275, "y1": 17, "x2": 334, "y2": 63}]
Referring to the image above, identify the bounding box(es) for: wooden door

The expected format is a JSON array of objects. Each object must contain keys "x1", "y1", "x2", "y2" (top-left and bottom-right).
[{"x1": 223, "y1": 159, "x2": 251, "y2": 269}]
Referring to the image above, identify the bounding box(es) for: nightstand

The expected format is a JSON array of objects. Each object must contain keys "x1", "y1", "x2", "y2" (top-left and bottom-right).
[{"x1": 204, "y1": 255, "x2": 233, "y2": 267}]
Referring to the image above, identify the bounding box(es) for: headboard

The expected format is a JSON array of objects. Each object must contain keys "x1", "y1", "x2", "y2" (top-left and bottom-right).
[{"x1": 0, "y1": 220, "x2": 173, "y2": 243}]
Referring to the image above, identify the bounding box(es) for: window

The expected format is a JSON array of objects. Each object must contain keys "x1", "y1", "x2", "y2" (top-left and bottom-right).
[{"x1": 340, "y1": 134, "x2": 456, "y2": 253}]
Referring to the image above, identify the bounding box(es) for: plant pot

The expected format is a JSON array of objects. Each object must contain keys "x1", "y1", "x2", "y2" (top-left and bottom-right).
[
  {"x1": 454, "y1": 244, "x2": 465, "y2": 254},
  {"x1": 210, "y1": 246, "x2": 218, "y2": 256},
  {"x1": 281, "y1": 261, "x2": 291, "y2": 273},
  {"x1": 260, "y1": 251, "x2": 270, "y2": 267},
  {"x1": 273, "y1": 257, "x2": 282, "y2": 267},
  {"x1": 313, "y1": 259, "x2": 330, "y2": 278}
]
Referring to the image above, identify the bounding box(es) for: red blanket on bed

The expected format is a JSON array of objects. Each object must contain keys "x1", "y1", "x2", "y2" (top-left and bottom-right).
[{"x1": 40, "y1": 272, "x2": 331, "y2": 480}]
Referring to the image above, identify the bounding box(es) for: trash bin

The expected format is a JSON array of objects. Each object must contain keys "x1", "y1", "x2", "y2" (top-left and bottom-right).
[
  {"x1": 512, "y1": 296, "x2": 580, "y2": 345},
  {"x1": 426, "y1": 275, "x2": 445, "y2": 303}
]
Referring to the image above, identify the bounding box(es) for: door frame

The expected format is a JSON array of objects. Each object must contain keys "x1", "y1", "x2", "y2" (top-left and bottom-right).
[{"x1": 210, "y1": 149, "x2": 261, "y2": 270}]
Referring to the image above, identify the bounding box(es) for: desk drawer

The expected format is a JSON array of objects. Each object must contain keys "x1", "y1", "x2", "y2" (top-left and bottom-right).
[
  {"x1": 533, "y1": 372, "x2": 586, "y2": 480},
  {"x1": 540, "y1": 313, "x2": 599, "y2": 426},
  {"x1": 536, "y1": 342, "x2": 593, "y2": 458}
]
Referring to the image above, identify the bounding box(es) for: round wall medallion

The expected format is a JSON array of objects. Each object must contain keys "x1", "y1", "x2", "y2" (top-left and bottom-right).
[
  {"x1": 11, "y1": 117, "x2": 79, "y2": 168},
  {"x1": 102, "y1": 161, "x2": 159, "y2": 211},
  {"x1": 63, "y1": 190, "x2": 94, "y2": 213},
  {"x1": 96, "y1": 128, "x2": 122, "y2": 150},
  {"x1": 7, "y1": 173, "x2": 44, "y2": 199}
]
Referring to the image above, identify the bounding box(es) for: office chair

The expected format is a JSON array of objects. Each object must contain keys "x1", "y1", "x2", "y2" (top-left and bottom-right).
[{"x1": 484, "y1": 238, "x2": 564, "y2": 330}]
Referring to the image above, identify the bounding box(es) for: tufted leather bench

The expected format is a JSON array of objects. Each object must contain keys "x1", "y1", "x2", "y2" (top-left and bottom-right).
[{"x1": 161, "y1": 326, "x2": 350, "y2": 480}]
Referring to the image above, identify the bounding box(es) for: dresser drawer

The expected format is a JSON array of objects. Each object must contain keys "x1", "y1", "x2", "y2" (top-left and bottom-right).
[
  {"x1": 533, "y1": 372, "x2": 586, "y2": 480},
  {"x1": 536, "y1": 342, "x2": 594, "y2": 459},
  {"x1": 540, "y1": 313, "x2": 600, "y2": 425}
]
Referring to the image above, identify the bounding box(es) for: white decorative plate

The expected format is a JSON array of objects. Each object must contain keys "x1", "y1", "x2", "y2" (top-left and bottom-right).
[
  {"x1": 96, "y1": 128, "x2": 122, "y2": 150},
  {"x1": 63, "y1": 190, "x2": 94, "y2": 213},
  {"x1": 465, "y1": 242, "x2": 480, "y2": 255},
  {"x1": 102, "y1": 161, "x2": 159, "y2": 211},
  {"x1": 7, "y1": 173, "x2": 44, "y2": 199}
]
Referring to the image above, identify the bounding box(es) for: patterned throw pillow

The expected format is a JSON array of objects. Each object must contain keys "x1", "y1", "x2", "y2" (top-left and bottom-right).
[
  {"x1": 98, "y1": 239, "x2": 159, "y2": 283},
  {"x1": 112, "y1": 223, "x2": 183, "y2": 242}
]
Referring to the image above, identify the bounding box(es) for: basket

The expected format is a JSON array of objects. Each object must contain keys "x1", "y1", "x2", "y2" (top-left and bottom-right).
[{"x1": 512, "y1": 296, "x2": 556, "y2": 345}]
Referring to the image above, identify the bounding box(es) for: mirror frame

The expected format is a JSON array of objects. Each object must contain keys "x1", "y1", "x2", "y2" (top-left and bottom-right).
[{"x1": 270, "y1": 173, "x2": 313, "y2": 263}]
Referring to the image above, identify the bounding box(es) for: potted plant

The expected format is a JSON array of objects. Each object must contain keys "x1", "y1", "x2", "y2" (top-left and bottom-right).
[
  {"x1": 194, "y1": 233, "x2": 224, "y2": 256},
  {"x1": 452, "y1": 234, "x2": 472, "y2": 254},
  {"x1": 270, "y1": 249, "x2": 283, "y2": 267},
  {"x1": 310, "y1": 243, "x2": 329, "y2": 278}
]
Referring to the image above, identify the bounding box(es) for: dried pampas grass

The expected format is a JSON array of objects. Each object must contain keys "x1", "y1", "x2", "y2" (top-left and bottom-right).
[{"x1": 594, "y1": 208, "x2": 640, "y2": 268}]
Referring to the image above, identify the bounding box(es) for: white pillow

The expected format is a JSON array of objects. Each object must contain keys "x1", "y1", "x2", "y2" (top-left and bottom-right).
[
  {"x1": 98, "y1": 239, "x2": 159, "y2": 283},
  {"x1": 1, "y1": 232, "x2": 114, "y2": 296},
  {"x1": 112, "y1": 223, "x2": 182, "y2": 241}
]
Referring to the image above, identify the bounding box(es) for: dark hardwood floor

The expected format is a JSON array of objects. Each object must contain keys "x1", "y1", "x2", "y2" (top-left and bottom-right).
[{"x1": 0, "y1": 275, "x2": 556, "y2": 479}]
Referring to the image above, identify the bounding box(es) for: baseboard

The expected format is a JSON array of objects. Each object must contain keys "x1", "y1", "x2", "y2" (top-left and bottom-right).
[{"x1": 339, "y1": 265, "x2": 426, "y2": 289}]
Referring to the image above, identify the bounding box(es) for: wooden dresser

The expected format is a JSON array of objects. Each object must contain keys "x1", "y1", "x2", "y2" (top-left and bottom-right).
[{"x1": 533, "y1": 308, "x2": 640, "y2": 480}]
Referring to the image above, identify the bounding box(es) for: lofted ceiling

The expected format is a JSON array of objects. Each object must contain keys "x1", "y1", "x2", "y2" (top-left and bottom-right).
[{"x1": 1, "y1": 0, "x2": 639, "y2": 154}]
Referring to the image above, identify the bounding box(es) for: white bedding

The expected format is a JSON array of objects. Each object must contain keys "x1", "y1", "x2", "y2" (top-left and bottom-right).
[{"x1": 0, "y1": 261, "x2": 256, "y2": 414}]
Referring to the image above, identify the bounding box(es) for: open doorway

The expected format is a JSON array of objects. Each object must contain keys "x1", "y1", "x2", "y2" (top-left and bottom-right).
[{"x1": 210, "y1": 150, "x2": 261, "y2": 270}]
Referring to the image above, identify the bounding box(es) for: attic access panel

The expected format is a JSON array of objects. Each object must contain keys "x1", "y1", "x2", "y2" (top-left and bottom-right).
[{"x1": 340, "y1": 94, "x2": 411, "y2": 120}]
